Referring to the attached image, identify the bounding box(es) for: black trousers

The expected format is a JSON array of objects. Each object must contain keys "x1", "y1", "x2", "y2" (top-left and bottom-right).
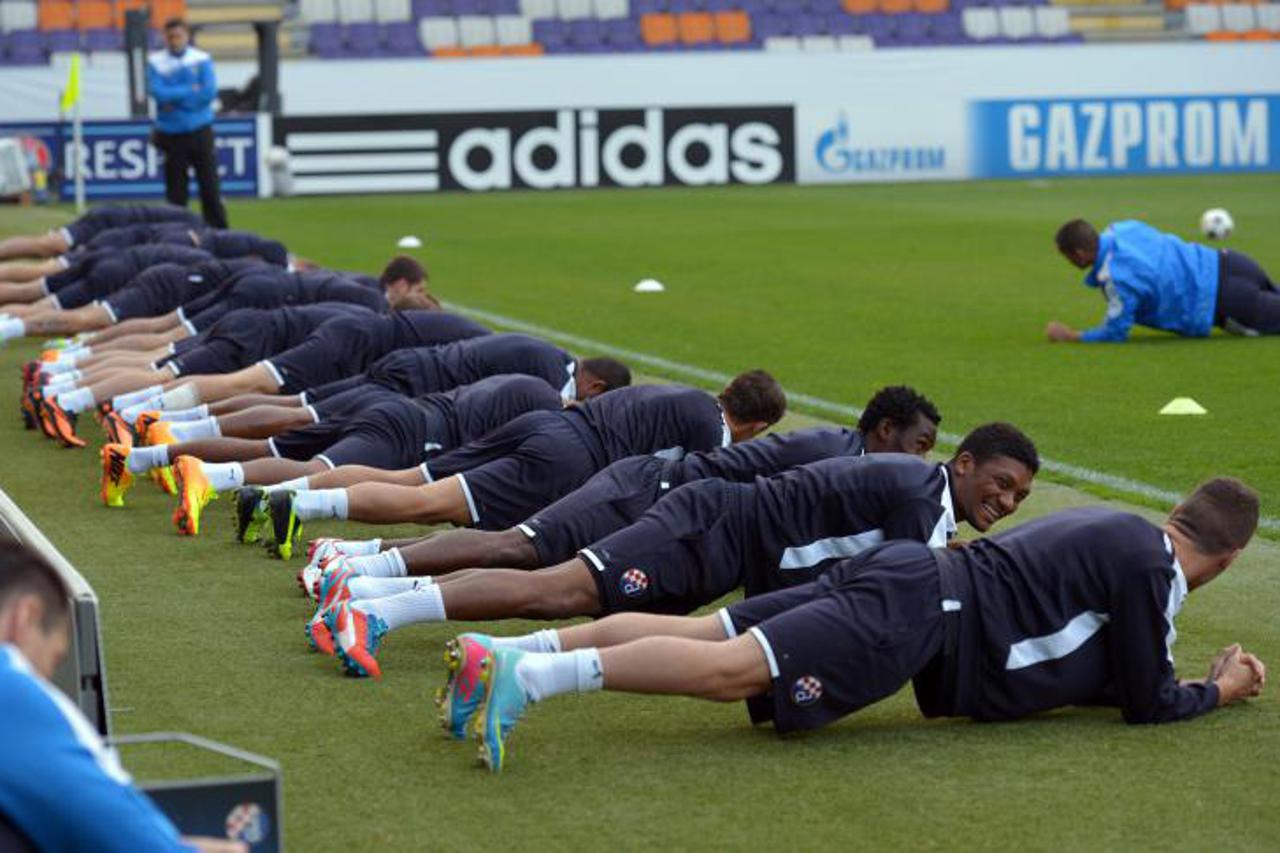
[
  {"x1": 153, "y1": 125, "x2": 228, "y2": 228},
  {"x1": 1214, "y1": 249, "x2": 1280, "y2": 335}
]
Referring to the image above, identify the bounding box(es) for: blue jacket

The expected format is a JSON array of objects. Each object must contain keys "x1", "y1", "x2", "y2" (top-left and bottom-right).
[
  {"x1": 147, "y1": 46, "x2": 216, "y2": 134},
  {"x1": 0, "y1": 645, "x2": 192, "y2": 851},
  {"x1": 1080, "y1": 220, "x2": 1219, "y2": 342}
]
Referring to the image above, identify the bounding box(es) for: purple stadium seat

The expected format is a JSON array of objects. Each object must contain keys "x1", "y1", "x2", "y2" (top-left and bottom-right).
[
  {"x1": 825, "y1": 12, "x2": 860, "y2": 33},
  {"x1": 84, "y1": 27, "x2": 123, "y2": 52},
  {"x1": 792, "y1": 12, "x2": 826, "y2": 33},
  {"x1": 703, "y1": 0, "x2": 736, "y2": 10},
  {"x1": 452, "y1": 0, "x2": 484, "y2": 14},
  {"x1": 346, "y1": 21, "x2": 382, "y2": 54},
  {"x1": 632, "y1": 0, "x2": 668, "y2": 14},
  {"x1": 808, "y1": 0, "x2": 841, "y2": 13},
  {"x1": 43, "y1": 29, "x2": 81, "y2": 52},
  {"x1": 492, "y1": 0, "x2": 520, "y2": 12},
  {"x1": 736, "y1": 0, "x2": 769, "y2": 15},
  {"x1": 382, "y1": 21, "x2": 421, "y2": 53},
  {"x1": 769, "y1": 0, "x2": 803, "y2": 14},
  {"x1": 6, "y1": 30, "x2": 47, "y2": 65},
  {"x1": 752, "y1": 12, "x2": 793, "y2": 37},
  {"x1": 569, "y1": 18, "x2": 604, "y2": 48},
  {"x1": 309, "y1": 22, "x2": 345, "y2": 56},
  {"x1": 532, "y1": 18, "x2": 570, "y2": 51},
  {"x1": 897, "y1": 12, "x2": 928, "y2": 42},
  {"x1": 603, "y1": 17, "x2": 641, "y2": 49},
  {"x1": 930, "y1": 10, "x2": 963, "y2": 42},
  {"x1": 666, "y1": 0, "x2": 703, "y2": 11},
  {"x1": 412, "y1": 0, "x2": 453, "y2": 16}
]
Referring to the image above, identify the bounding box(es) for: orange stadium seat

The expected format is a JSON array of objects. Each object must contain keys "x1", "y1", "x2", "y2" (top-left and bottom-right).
[
  {"x1": 640, "y1": 12, "x2": 678, "y2": 45},
  {"x1": 880, "y1": 0, "x2": 913, "y2": 14},
  {"x1": 468, "y1": 44, "x2": 503, "y2": 55},
  {"x1": 677, "y1": 11, "x2": 714, "y2": 44},
  {"x1": 431, "y1": 46, "x2": 468, "y2": 56},
  {"x1": 149, "y1": 0, "x2": 187, "y2": 29},
  {"x1": 714, "y1": 10, "x2": 751, "y2": 43},
  {"x1": 1204, "y1": 29, "x2": 1241, "y2": 38},
  {"x1": 842, "y1": 0, "x2": 877, "y2": 14},
  {"x1": 502, "y1": 42, "x2": 545, "y2": 55},
  {"x1": 76, "y1": 0, "x2": 114, "y2": 30},
  {"x1": 38, "y1": 0, "x2": 76, "y2": 30},
  {"x1": 113, "y1": 0, "x2": 147, "y2": 28},
  {"x1": 914, "y1": 0, "x2": 949, "y2": 13},
  {"x1": 1242, "y1": 28, "x2": 1273, "y2": 38}
]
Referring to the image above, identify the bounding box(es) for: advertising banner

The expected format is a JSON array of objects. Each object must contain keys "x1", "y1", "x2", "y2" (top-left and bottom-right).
[
  {"x1": 0, "y1": 116, "x2": 264, "y2": 200},
  {"x1": 796, "y1": 100, "x2": 966, "y2": 184}
]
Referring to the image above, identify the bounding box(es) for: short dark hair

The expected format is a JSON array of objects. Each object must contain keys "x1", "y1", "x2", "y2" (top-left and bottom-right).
[
  {"x1": 856, "y1": 385, "x2": 941, "y2": 435},
  {"x1": 1055, "y1": 219, "x2": 1098, "y2": 255},
  {"x1": 954, "y1": 422, "x2": 1040, "y2": 474},
  {"x1": 0, "y1": 540, "x2": 70, "y2": 632},
  {"x1": 390, "y1": 289, "x2": 440, "y2": 311},
  {"x1": 379, "y1": 255, "x2": 427, "y2": 287},
  {"x1": 1168, "y1": 477, "x2": 1259, "y2": 554},
  {"x1": 580, "y1": 357, "x2": 631, "y2": 392},
  {"x1": 719, "y1": 369, "x2": 786, "y2": 426},
  {"x1": 163, "y1": 17, "x2": 189, "y2": 31}
]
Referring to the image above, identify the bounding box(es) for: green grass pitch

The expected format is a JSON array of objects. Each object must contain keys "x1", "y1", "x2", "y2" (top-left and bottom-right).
[{"x1": 0, "y1": 175, "x2": 1277, "y2": 850}]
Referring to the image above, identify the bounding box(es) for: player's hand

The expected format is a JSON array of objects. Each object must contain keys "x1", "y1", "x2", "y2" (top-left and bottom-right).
[
  {"x1": 1213, "y1": 645, "x2": 1266, "y2": 704},
  {"x1": 1206, "y1": 643, "x2": 1242, "y2": 683},
  {"x1": 1045, "y1": 321, "x2": 1079, "y2": 342}
]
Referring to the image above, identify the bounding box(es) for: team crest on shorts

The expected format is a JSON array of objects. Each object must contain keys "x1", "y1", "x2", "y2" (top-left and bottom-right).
[
  {"x1": 619, "y1": 568, "x2": 650, "y2": 597},
  {"x1": 225, "y1": 802, "x2": 269, "y2": 845},
  {"x1": 791, "y1": 675, "x2": 823, "y2": 706}
]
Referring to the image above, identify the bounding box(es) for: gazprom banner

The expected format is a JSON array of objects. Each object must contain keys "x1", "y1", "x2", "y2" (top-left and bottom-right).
[
  {"x1": 0, "y1": 116, "x2": 264, "y2": 199},
  {"x1": 970, "y1": 95, "x2": 1280, "y2": 178}
]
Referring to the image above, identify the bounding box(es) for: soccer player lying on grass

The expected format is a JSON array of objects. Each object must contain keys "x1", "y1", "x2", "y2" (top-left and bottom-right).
[
  {"x1": 104, "y1": 371, "x2": 625, "y2": 536},
  {"x1": 1047, "y1": 218, "x2": 1280, "y2": 342},
  {"x1": 252, "y1": 373, "x2": 785, "y2": 559},
  {"x1": 136, "y1": 331, "x2": 605, "y2": 428},
  {"x1": 303, "y1": 384, "x2": 942, "y2": 587},
  {"x1": 441, "y1": 479, "x2": 1265, "y2": 772},
  {"x1": 0, "y1": 229, "x2": 287, "y2": 312},
  {"x1": 316, "y1": 422, "x2": 1033, "y2": 678},
  {"x1": 0, "y1": 541, "x2": 248, "y2": 851},
  {"x1": 0, "y1": 202, "x2": 201, "y2": 260},
  {"x1": 106, "y1": 335, "x2": 618, "y2": 448}
]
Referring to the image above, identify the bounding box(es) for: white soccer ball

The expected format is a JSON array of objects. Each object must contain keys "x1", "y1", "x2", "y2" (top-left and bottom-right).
[{"x1": 1199, "y1": 208, "x2": 1234, "y2": 240}]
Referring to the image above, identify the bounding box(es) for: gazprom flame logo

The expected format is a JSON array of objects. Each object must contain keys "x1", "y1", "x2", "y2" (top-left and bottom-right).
[{"x1": 815, "y1": 112, "x2": 854, "y2": 173}]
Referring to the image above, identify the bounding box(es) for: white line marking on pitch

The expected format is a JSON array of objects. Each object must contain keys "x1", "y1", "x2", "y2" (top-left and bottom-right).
[{"x1": 448, "y1": 301, "x2": 1280, "y2": 533}]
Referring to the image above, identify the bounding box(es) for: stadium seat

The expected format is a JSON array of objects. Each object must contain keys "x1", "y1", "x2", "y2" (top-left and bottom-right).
[
  {"x1": 532, "y1": 17, "x2": 568, "y2": 48},
  {"x1": 914, "y1": 0, "x2": 947, "y2": 13},
  {"x1": 880, "y1": 0, "x2": 912, "y2": 14},
  {"x1": 1033, "y1": 6, "x2": 1070, "y2": 39},
  {"x1": 149, "y1": 0, "x2": 186, "y2": 29},
  {"x1": 83, "y1": 26, "x2": 121, "y2": 49},
  {"x1": 501, "y1": 41, "x2": 545, "y2": 52},
  {"x1": 961, "y1": 6, "x2": 997, "y2": 39},
  {"x1": 997, "y1": 5, "x2": 1033, "y2": 38},
  {"x1": 1, "y1": 2, "x2": 38, "y2": 33},
  {"x1": 413, "y1": 0, "x2": 452, "y2": 16},
  {"x1": 763, "y1": 34, "x2": 800, "y2": 48},
  {"x1": 374, "y1": 0, "x2": 412, "y2": 22},
  {"x1": 640, "y1": 12, "x2": 677, "y2": 44},
  {"x1": 1184, "y1": 3, "x2": 1222, "y2": 35},
  {"x1": 382, "y1": 20, "x2": 423, "y2": 52},
  {"x1": 468, "y1": 43, "x2": 503, "y2": 53},
  {"x1": 1257, "y1": 3, "x2": 1280, "y2": 32},
  {"x1": 419, "y1": 15, "x2": 460, "y2": 46},
  {"x1": 5, "y1": 29, "x2": 46, "y2": 62},
  {"x1": 495, "y1": 14, "x2": 533, "y2": 42},
  {"x1": 113, "y1": 0, "x2": 145, "y2": 28},
  {"x1": 301, "y1": 0, "x2": 338, "y2": 22},
  {"x1": 603, "y1": 15, "x2": 641, "y2": 46},
  {"x1": 74, "y1": 0, "x2": 111, "y2": 30},
  {"x1": 713, "y1": 9, "x2": 751, "y2": 42},
  {"x1": 1203, "y1": 30, "x2": 1239, "y2": 40},
  {"x1": 458, "y1": 14, "x2": 497, "y2": 45},
  {"x1": 338, "y1": 0, "x2": 376, "y2": 22},
  {"x1": 431, "y1": 44, "x2": 469, "y2": 54},
  {"x1": 592, "y1": 0, "x2": 630, "y2": 17},
  {"x1": 43, "y1": 27, "x2": 79, "y2": 50},
  {"x1": 519, "y1": 0, "x2": 558, "y2": 17},
  {"x1": 836, "y1": 31, "x2": 873, "y2": 47},
  {"x1": 842, "y1": 0, "x2": 877, "y2": 14},
  {"x1": 1220, "y1": 2, "x2": 1255, "y2": 32},
  {"x1": 308, "y1": 21, "x2": 345, "y2": 55},
  {"x1": 567, "y1": 17, "x2": 602, "y2": 48},
  {"x1": 676, "y1": 11, "x2": 714, "y2": 43},
  {"x1": 37, "y1": 1, "x2": 75, "y2": 31},
  {"x1": 344, "y1": 21, "x2": 381, "y2": 53},
  {"x1": 556, "y1": 0, "x2": 594, "y2": 19},
  {"x1": 801, "y1": 33, "x2": 836, "y2": 48}
]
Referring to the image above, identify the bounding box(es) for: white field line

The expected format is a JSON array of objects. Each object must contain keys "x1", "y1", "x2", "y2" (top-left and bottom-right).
[{"x1": 448, "y1": 301, "x2": 1280, "y2": 533}]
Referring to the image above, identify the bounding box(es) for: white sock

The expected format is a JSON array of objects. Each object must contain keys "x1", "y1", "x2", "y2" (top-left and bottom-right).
[
  {"x1": 352, "y1": 585, "x2": 445, "y2": 630},
  {"x1": 42, "y1": 376, "x2": 80, "y2": 395},
  {"x1": 168, "y1": 418, "x2": 220, "y2": 441},
  {"x1": 200, "y1": 461, "x2": 244, "y2": 492},
  {"x1": 157, "y1": 404, "x2": 209, "y2": 421},
  {"x1": 346, "y1": 575, "x2": 431, "y2": 599},
  {"x1": 514, "y1": 650, "x2": 604, "y2": 701},
  {"x1": 344, "y1": 548, "x2": 406, "y2": 578},
  {"x1": 54, "y1": 386, "x2": 95, "y2": 414},
  {"x1": 159, "y1": 385, "x2": 201, "y2": 410},
  {"x1": 337, "y1": 538, "x2": 382, "y2": 557},
  {"x1": 262, "y1": 475, "x2": 310, "y2": 493},
  {"x1": 41, "y1": 361, "x2": 81, "y2": 376},
  {"x1": 118, "y1": 401, "x2": 158, "y2": 423},
  {"x1": 112, "y1": 385, "x2": 163, "y2": 409},
  {"x1": 126, "y1": 444, "x2": 168, "y2": 473},
  {"x1": 0, "y1": 318, "x2": 25, "y2": 340},
  {"x1": 293, "y1": 488, "x2": 349, "y2": 521},
  {"x1": 488, "y1": 629, "x2": 562, "y2": 654}
]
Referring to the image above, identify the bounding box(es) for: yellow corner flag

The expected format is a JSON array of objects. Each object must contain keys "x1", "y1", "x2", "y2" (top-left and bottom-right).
[{"x1": 60, "y1": 53, "x2": 82, "y2": 113}]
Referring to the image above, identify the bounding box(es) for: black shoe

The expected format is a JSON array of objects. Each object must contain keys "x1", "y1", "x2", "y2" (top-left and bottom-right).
[
  {"x1": 266, "y1": 490, "x2": 302, "y2": 560},
  {"x1": 233, "y1": 487, "x2": 268, "y2": 544}
]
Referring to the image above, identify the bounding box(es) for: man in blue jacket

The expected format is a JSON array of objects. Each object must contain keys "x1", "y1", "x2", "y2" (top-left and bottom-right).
[
  {"x1": 1046, "y1": 219, "x2": 1280, "y2": 341},
  {"x1": 147, "y1": 18, "x2": 228, "y2": 229}
]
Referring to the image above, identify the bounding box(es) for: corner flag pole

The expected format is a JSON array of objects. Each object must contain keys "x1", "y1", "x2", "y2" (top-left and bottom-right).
[{"x1": 60, "y1": 53, "x2": 85, "y2": 213}]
